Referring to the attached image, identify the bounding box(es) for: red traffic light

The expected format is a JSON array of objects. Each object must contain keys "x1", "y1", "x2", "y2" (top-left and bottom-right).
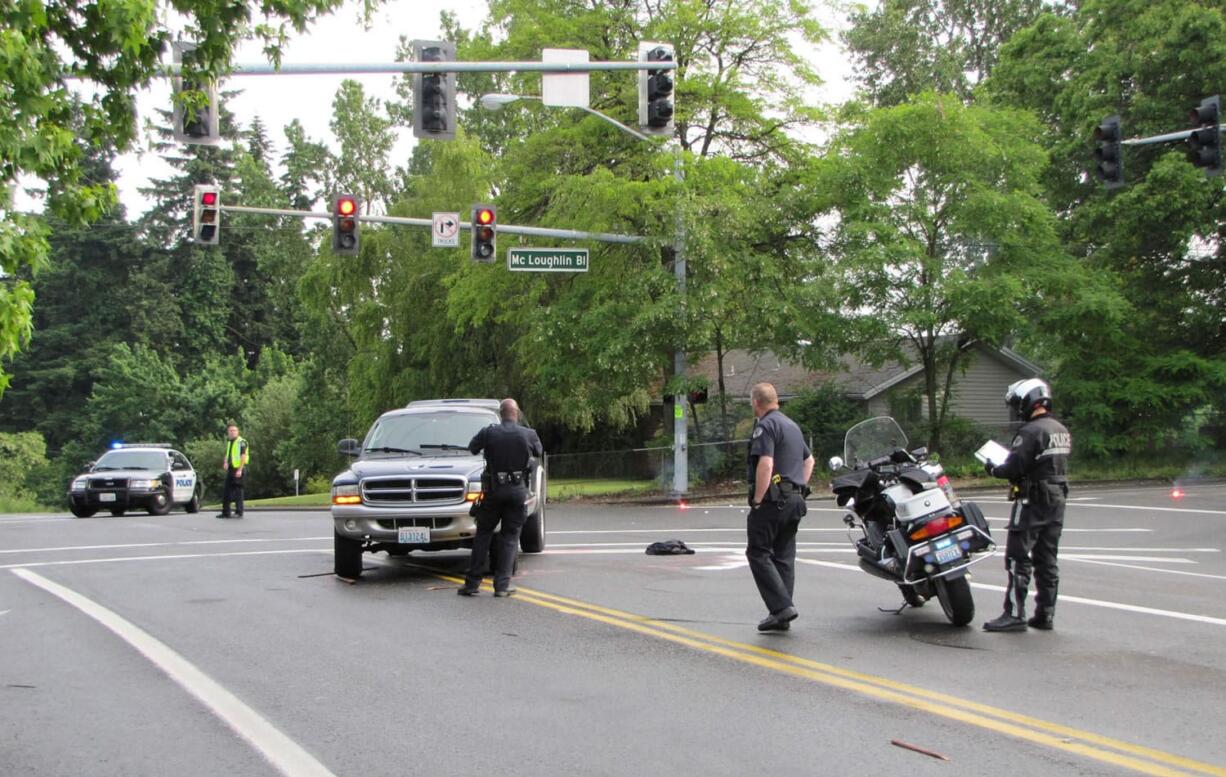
[
  {"x1": 337, "y1": 198, "x2": 357, "y2": 216},
  {"x1": 201, "y1": 191, "x2": 218, "y2": 206},
  {"x1": 476, "y1": 207, "x2": 494, "y2": 225}
]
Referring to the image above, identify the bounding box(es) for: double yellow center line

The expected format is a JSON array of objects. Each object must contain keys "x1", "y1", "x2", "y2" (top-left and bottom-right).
[{"x1": 437, "y1": 573, "x2": 1223, "y2": 777}]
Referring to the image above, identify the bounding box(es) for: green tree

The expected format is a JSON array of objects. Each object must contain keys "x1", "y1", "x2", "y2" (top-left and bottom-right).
[
  {"x1": 843, "y1": 0, "x2": 1051, "y2": 106},
  {"x1": 985, "y1": 0, "x2": 1226, "y2": 454},
  {"x1": 0, "y1": 0, "x2": 374, "y2": 397},
  {"x1": 813, "y1": 93, "x2": 1118, "y2": 451}
]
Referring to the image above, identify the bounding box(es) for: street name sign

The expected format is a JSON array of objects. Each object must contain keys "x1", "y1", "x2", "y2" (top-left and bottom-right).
[{"x1": 508, "y1": 248, "x2": 590, "y2": 272}]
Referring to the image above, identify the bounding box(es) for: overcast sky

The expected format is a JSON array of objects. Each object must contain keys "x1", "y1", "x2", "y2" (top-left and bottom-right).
[{"x1": 47, "y1": 0, "x2": 854, "y2": 217}]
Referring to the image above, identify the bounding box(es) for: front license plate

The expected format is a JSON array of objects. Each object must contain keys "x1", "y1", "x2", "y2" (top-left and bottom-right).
[
  {"x1": 398, "y1": 527, "x2": 430, "y2": 544},
  {"x1": 99, "y1": 493, "x2": 117, "y2": 503},
  {"x1": 934, "y1": 544, "x2": 963, "y2": 564}
]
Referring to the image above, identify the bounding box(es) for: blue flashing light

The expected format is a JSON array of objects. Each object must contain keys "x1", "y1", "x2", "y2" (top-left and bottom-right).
[{"x1": 110, "y1": 440, "x2": 124, "y2": 449}]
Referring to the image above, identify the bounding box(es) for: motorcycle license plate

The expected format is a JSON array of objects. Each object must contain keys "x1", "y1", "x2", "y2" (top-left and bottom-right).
[
  {"x1": 398, "y1": 527, "x2": 430, "y2": 544},
  {"x1": 934, "y1": 543, "x2": 963, "y2": 564}
]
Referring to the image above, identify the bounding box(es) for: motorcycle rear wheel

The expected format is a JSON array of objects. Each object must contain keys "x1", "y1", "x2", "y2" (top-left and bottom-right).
[{"x1": 934, "y1": 576, "x2": 975, "y2": 626}]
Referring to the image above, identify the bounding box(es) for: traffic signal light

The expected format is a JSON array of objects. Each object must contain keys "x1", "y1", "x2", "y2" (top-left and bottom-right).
[
  {"x1": 1186, "y1": 95, "x2": 1221, "y2": 177},
  {"x1": 192, "y1": 184, "x2": 220, "y2": 244},
  {"x1": 332, "y1": 195, "x2": 360, "y2": 256},
  {"x1": 172, "y1": 42, "x2": 220, "y2": 146},
  {"x1": 688, "y1": 387, "x2": 708, "y2": 405},
  {"x1": 471, "y1": 205, "x2": 496, "y2": 263},
  {"x1": 412, "y1": 40, "x2": 457, "y2": 141},
  {"x1": 638, "y1": 42, "x2": 675, "y2": 136},
  {"x1": 1093, "y1": 115, "x2": 1124, "y2": 190}
]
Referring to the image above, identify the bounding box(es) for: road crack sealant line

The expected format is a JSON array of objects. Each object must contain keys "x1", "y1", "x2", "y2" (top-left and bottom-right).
[{"x1": 421, "y1": 565, "x2": 1224, "y2": 777}]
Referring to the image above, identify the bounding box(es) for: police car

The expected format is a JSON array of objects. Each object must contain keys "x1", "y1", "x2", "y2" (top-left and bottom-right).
[{"x1": 67, "y1": 444, "x2": 202, "y2": 518}]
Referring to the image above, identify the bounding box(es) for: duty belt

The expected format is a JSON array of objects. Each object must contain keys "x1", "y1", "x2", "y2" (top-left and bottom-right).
[{"x1": 493, "y1": 471, "x2": 527, "y2": 485}]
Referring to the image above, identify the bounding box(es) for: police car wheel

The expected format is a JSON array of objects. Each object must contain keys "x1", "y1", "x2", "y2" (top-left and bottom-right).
[
  {"x1": 69, "y1": 504, "x2": 97, "y2": 518},
  {"x1": 147, "y1": 491, "x2": 172, "y2": 516},
  {"x1": 186, "y1": 488, "x2": 201, "y2": 514},
  {"x1": 334, "y1": 531, "x2": 364, "y2": 579},
  {"x1": 521, "y1": 505, "x2": 545, "y2": 553}
]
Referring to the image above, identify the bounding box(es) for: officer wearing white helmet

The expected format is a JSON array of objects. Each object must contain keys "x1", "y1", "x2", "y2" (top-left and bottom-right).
[{"x1": 983, "y1": 378, "x2": 1071, "y2": 632}]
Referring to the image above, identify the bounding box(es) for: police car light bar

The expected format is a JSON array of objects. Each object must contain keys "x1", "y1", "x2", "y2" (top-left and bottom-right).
[{"x1": 116, "y1": 443, "x2": 174, "y2": 449}]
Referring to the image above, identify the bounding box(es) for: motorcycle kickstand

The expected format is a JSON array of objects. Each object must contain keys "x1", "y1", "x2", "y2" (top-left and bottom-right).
[{"x1": 877, "y1": 601, "x2": 911, "y2": 615}]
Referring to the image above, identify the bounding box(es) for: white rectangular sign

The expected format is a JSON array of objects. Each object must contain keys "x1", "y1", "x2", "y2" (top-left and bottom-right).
[
  {"x1": 542, "y1": 49, "x2": 590, "y2": 108},
  {"x1": 432, "y1": 212, "x2": 460, "y2": 247}
]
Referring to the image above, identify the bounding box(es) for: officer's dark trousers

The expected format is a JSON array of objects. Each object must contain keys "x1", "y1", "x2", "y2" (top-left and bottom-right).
[
  {"x1": 465, "y1": 485, "x2": 527, "y2": 592},
  {"x1": 221, "y1": 471, "x2": 244, "y2": 516},
  {"x1": 1003, "y1": 502, "x2": 1062, "y2": 619},
  {"x1": 746, "y1": 493, "x2": 805, "y2": 615}
]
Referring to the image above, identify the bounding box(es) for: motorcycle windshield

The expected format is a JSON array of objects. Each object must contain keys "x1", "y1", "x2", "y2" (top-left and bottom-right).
[{"x1": 844, "y1": 417, "x2": 909, "y2": 468}]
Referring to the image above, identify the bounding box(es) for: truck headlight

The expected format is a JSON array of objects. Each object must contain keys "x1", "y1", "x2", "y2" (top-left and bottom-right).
[
  {"x1": 129, "y1": 478, "x2": 161, "y2": 490},
  {"x1": 332, "y1": 483, "x2": 361, "y2": 505},
  {"x1": 71, "y1": 477, "x2": 89, "y2": 491}
]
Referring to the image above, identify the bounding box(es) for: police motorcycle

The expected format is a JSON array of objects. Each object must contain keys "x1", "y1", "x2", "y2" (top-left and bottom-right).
[{"x1": 829, "y1": 417, "x2": 995, "y2": 626}]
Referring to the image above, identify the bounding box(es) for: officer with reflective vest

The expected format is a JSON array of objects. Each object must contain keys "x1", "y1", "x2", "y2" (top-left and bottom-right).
[
  {"x1": 217, "y1": 423, "x2": 249, "y2": 519},
  {"x1": 983, "y1": 378, "x2": 1071, "y2": 632},
  {"x1": 746, "y1": 382, "x2": 815, "y2": 632},
  {"x1": 458, "y1": 399, "x2": 543, "y2": 597}
]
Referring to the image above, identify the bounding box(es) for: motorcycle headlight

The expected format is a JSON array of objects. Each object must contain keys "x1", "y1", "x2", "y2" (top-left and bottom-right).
[
  {"x1": 71, "y1": 477, "x2": 89, "y2": 491},
  {"x1": 129, "y1": 478, "x2": 161, "y2": 490}
]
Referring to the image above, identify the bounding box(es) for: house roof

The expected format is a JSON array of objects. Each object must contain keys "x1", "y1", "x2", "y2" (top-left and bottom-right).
[{"x1": 689, "y1": 342, "x2": 1043, "y2": 402}]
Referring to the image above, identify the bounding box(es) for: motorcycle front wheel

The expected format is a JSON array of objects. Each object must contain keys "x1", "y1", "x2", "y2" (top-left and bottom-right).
[{"x1": 934, "y1": 576, "x2": 975, "y2": 626}]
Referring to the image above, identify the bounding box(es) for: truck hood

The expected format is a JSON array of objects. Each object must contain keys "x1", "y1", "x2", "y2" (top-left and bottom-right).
[{"x1": 342, "y1": 454, "x2": 484, "y2": 482}]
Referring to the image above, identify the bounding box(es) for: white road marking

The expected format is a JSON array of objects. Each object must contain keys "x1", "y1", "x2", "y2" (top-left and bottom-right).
[
  {"x1": 11, "y1": 568, "x2": 337, "y2": 777},
  {"x1": 1067, "y1": 502, "x2": 1226, "y2": 516},
  {"x1": 795, "y1": 559, "x2": 1226, "y2": 627},
  {"x1": 0, "y1": 609, "x2": 9, "y2": 617},
  {"x1": 1062, "y1": 555, "x2": 1196, "y2": 564},
  {"x1": 0, "y1": 548, "x2": 328, "y2": 570},
  {"x1": 1065, "y1": 558, "x2": 1226, "y2": 581},
  {"x1": 549, "y1": 526, "x2": 1152, "y2": 535},
  {"x1": 0, "y1": 537, "x2": 332, "y2": 555}
]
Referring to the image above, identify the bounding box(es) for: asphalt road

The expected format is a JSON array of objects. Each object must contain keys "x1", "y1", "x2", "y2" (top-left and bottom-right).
[{"x1": 1, "y1": 482, "x2": 1224, "y2": 776}]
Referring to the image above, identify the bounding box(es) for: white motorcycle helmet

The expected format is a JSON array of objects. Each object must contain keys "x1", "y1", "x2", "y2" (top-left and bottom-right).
[{"x1": 1005, "y1": 378, "x2": 1052, "y2": 421}]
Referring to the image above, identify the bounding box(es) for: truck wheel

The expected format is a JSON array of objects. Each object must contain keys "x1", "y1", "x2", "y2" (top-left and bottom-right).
[
  {"x1": 185, "y1": 488, "x2": 201, "y2": 514},
  {"x1": 520, "y1": 503, "x2": 546, "y2": 553},
  {"x1": 334, "y1": 531, "x2": 364, "y2": 580},
  {"x1": 935, "y1": 576, "x2": 975, "y2": 626},
  {"x1": 110, "y1": 508, "x2": 126, "y2": 517},
  {"x1": 146, "y1": 491, "x2": 172, "y2": 516},
  {"x1": 69, "y1": 504, "x2": 97, "y2": 518}
]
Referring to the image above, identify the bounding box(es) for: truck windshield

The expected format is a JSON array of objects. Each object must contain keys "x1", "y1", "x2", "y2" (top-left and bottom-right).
[{"x1": 363, "y1": 411, "x2": 498, "y2": 455}]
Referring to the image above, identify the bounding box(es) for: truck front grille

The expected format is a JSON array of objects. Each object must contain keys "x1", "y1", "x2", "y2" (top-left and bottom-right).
[
  {"x1": 375, "y1": 517, "x2": 456, "y2": 530},
  {"x1": 361, "y1": 476, "x2": 466, "y2": 505}
]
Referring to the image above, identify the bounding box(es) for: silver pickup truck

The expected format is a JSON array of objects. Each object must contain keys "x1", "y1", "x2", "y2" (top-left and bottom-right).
[{"x1": 330, "y1": 398, "x2": 546, "y2": 579}]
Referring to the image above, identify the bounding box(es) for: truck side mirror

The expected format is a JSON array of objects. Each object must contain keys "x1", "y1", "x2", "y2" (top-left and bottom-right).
[{"x1": 337, "y1": 438, "x2": 361, "y2": 458}]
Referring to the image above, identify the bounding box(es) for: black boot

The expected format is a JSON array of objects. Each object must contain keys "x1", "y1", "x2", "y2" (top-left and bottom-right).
[
  {"x1": 1027, "y1": 611, "x2": 1054, "y2": 630},
  {"x1": 983, "y1": 611, "x2": 1028, "y2": 632}
]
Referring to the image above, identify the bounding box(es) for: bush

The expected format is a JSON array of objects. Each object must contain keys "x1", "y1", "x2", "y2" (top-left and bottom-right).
[
  {"x1": 184, "y1": 438, "x2": 227, "y2": 502},
  {"x1": 0, "y1": 431, "x2": 51, "y2": 506},
  {"x1": 781, "y1": 383, "x2": 863, "y2": 463},
  {"x1": 306, "y1": 474, "x2": 333, "y2": 494}
]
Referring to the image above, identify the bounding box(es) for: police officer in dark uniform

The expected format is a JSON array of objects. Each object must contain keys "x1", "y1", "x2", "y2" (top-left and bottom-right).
[
  {"x1": 458, "y1": 398, "x2": 544, "y2": 598},
  {"x1": 746, "y1": 382, "x2": 815, "y2": 632},
  {"x1": 983, "y1": 378, "x2": 1071, "y2": 632}
]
